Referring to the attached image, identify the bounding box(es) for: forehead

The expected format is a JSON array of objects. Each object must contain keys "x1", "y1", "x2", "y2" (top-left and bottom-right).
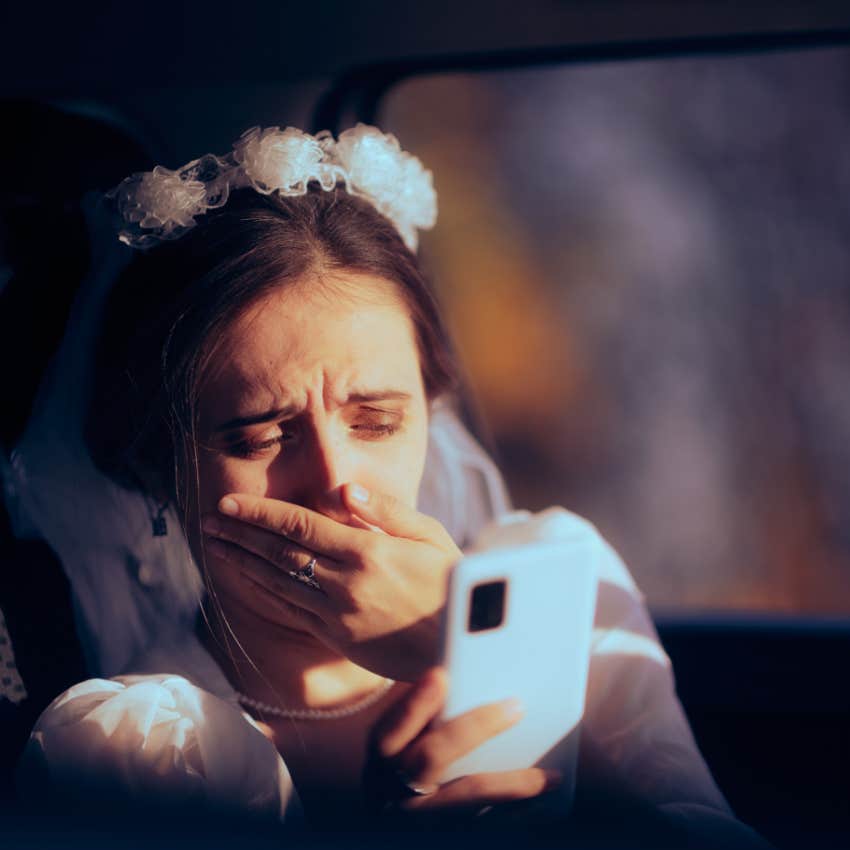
[{"x1": 201, "y1": 274, "x2": 422, "y2": 418}]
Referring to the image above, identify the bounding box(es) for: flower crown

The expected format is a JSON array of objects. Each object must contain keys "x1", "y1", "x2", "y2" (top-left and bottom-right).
[{"x1": 106, "y1": 124, "x2": 437, "y2": 252}]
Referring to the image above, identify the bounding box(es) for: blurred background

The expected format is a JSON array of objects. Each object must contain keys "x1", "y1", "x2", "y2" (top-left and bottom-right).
[
  {"x1": 2, "y1": 3, "x2": 850, "y2": 619},
  {"x1": 3, "y1": 6, "x2": 850, "y2": 844},
  {"x1": 382, "y1": 46, "x2": 850, "y2": 616}
]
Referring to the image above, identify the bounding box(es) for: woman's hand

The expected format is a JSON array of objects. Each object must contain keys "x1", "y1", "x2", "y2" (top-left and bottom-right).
[
  {"x1": 201, "y1": 483, "x2": 462, "y2": 681},
  {"x1": 363, "y1": 668, "x2": 561, "y2": 825}
]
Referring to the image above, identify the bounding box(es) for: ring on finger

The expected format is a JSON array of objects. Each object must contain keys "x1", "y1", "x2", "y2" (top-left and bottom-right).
[
  {"x1": 394, "y1": 767, "x2": 439, "y2": 798},
  {"x1": 288, "y1": 556, "x2": 322, "y2": 592}
]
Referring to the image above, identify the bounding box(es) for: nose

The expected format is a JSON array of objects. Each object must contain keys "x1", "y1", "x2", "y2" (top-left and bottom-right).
[
  {"x1": 310, "y1": 423, "x2": 346, "y2": 493},
  {"x1": 285, "y1": 417, "x2": 351, "y2": 510}
]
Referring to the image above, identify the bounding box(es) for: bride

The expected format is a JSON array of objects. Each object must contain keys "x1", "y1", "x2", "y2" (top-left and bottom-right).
[{"x1": 12, "y1": 125, "x2": 766, "y2": 843}]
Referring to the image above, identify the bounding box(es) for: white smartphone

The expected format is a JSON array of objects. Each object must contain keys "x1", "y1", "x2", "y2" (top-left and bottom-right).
[{"x1": 437, "y1": 538, "x2": 600, "y2": 811}]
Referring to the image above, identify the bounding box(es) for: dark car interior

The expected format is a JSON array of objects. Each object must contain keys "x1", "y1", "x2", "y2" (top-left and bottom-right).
[{"x1": 2, "y1": 3, "x2": 850, "y2": 848}]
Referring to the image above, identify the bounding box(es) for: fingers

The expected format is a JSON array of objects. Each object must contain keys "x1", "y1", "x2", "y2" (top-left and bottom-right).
[
  {"x1": 399, "y1": 697, "x2": 525, "y2": 788},
  {"x1": 372, "y1": 668, "x2": 447, "y2": 760},
  {"x1": 367, "y1": 671, "x2": 560, "y2": 822},
  {"x1": 204, "y1": 537, "x2": 330, "y2": 617},
  {"x1": 203, "y1": 513, "x2": 334, "y2": 578},
  {"x1": 342, "y1": 484, "x2": 456, "y2": 547},
  {"x1": 211, "y1": 488, "x2": 457, "y2": 565},
  {"x1": 405, "y1": 768, "x2": 562, "y2": 813},
  {"x1": 216, "y1": 494, "x2": 370, "y2": 559},
  {"x1": 372, "y1": 667, "x2": 526, "y2": 788},
  {"x1": 239, "y1": 571, "x2": 327, "y2": 636}
]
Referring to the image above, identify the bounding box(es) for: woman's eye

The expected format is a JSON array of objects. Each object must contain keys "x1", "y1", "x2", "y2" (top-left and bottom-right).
[
  {"x1": 350, "y1": 416, "x2": 401, "y2": 440},
  {"x1": 228, "y1": 431, "x2": 291, "y2": 459}
]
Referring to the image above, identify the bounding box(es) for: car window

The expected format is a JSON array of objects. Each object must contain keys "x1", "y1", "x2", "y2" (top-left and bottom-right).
[{"x1": 382, "y1": 45, "x2": 850, "y2": 616}]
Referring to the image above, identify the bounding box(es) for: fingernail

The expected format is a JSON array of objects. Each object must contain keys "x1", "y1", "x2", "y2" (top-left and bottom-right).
[
  {"x1": 202, "y1": 516, "x2": 220, "y2": 535},
  {"x1": 500, "y1": 697, "x2": 524, "y2": 721},
  {"x1": 394, "y1": 768, "x2": 439, "y2": 796},
  {"x1": 218, "y1": 497, "x2": 239, "y2": 516},
  {"x1": 349, "y1": 483, "x2": 369, "y2": 503},
  {"x1": 543, "y1": 769, "x2": 563, "y2": 790}
]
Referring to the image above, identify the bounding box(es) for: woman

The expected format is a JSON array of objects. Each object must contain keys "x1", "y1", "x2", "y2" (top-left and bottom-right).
[{"x1": 16, "y1": 126, "x2": 765, "y2": 844}]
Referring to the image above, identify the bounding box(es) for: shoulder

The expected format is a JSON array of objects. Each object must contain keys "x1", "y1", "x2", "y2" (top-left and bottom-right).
[{"x1": 19, "y1": 673, "x2": 294, "y2": 820}]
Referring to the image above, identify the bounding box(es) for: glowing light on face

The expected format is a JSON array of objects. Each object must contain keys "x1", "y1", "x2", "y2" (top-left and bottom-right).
[{"x1": 189, "y1": 272, "x2": 430, "y2": 571}]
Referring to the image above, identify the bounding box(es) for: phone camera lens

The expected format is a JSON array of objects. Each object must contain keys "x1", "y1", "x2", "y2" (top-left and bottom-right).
[{"x1": 468, "y1": 580, "x2": 506, "y2": 632}]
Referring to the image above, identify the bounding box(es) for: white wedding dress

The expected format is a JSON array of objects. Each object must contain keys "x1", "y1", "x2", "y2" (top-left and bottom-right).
[{"x1": 14, "y1": 502, "x2": 764, "y2": 845}]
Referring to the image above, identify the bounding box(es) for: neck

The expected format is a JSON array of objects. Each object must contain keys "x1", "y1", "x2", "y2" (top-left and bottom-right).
[{"x1": 197, "y1": 596, "x2": 387, "y2": 712}]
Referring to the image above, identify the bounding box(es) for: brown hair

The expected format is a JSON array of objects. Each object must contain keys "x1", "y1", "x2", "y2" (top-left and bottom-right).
[{"x1": 86, "y1": 187, "x2": 458, "y2": 507}]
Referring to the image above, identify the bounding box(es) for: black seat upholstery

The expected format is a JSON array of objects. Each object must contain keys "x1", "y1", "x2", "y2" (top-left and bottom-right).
[{"x1": 0, "y1": 99, "x2": 153, "y2": 802}]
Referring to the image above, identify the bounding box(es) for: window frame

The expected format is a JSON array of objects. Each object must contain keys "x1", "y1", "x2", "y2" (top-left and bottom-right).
[
  {"x1": 311, "y1": 27, "x2": 850, "y2": 133},
  {"x1": 314, "y1": 26, "x2": 850, "y2": 630}
]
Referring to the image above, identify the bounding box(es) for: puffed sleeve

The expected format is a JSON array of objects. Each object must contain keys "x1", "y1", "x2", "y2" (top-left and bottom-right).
[{"x1": 17, "y1": 674, "x2": 300, "y2": 823}]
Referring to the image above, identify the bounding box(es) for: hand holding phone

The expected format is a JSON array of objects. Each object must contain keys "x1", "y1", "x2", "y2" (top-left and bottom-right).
[
  {"x1": 437, "y1": 538, "x2": 599, "y2": 810},
  {"x1": 364, "y1": 668, "x2": 563, "y2": 824}
]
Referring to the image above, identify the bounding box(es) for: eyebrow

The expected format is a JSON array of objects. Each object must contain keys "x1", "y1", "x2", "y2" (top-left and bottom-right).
[
  {"x1": 214, "y1": 405, "x2": 298, "y2": 433},
  {"x1": 213, "y1": 391, "x2": 412, "y2": 433}
]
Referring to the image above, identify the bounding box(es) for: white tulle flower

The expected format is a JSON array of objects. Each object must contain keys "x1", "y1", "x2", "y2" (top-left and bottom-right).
[
  {"x1": 107, "y1": 124, "x2": 436, "y2": 252},
  {"x1": 336, "y1": 125, "x2": 437, "y2": 252},
  {"x1": 234, "y1": 126, "x2": 337, "y2": 195},
  {"x1": 108, "y1": 166, "x2": 207, "y2": 247}
]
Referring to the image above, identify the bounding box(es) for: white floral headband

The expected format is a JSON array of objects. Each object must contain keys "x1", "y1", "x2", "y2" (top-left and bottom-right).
[{"x1": 106, "y1": 124, "x2": 437, "y2": 252}]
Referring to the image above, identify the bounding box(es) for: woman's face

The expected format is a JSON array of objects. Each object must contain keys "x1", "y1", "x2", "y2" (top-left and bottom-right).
[{"x1": 190, "y1": 273, "x2": 430, "y2": 566}]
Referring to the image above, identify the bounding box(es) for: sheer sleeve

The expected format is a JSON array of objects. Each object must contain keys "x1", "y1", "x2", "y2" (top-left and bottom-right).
[{"x1": 17, "y1": 674, "x2": 301, "y2": 823}]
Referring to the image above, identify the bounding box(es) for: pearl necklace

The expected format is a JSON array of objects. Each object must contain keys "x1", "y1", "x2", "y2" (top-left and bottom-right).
[{"x1": 235, "y1": 677, "x2": 395, "y2": 720}]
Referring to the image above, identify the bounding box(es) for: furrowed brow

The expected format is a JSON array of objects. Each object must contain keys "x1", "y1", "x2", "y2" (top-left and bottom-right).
[
  {"x1": 214, "y1": 391, "x2": 412, "y2": 432},
  {"x1": 214, "y1": 405, "x2": 298, "y2": 433},
  {"x1": 346, "y1": 390, "x2": 412, "y2": 404}
]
